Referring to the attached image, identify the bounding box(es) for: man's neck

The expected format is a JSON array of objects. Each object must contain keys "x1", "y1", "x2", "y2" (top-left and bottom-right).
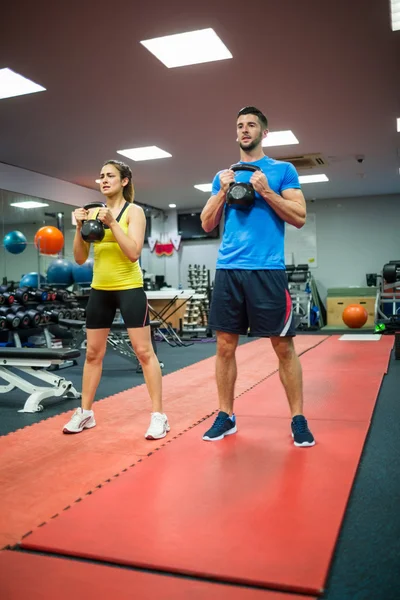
[{"x1": 239, "y1": 149, "x2": 265, "y2": 163}]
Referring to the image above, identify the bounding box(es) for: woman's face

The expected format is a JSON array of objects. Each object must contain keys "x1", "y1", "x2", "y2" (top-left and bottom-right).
[{"x1": 99, "y1": 164, "x2": 126, "y2": 197}]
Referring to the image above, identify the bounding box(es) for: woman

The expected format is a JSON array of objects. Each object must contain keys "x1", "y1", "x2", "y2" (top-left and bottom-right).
[{"x1": 63, "y1": 160, "x2": 169, "y2": 440}]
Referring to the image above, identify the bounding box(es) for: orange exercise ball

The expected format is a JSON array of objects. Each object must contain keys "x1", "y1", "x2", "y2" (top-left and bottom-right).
[
  {"x1": 342, "y1": 304, "x2": 368, "y2": 329},
  {"x1": 34, "y1": 226, "x2": 64, "y2": 255}
]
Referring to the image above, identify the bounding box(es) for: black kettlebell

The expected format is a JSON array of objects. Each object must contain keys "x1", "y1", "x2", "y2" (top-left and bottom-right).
[
  {"x1": 80, "y1": 202, "x2": 106, "y2": 242},
  {"x1": 226, "y1": 164, "x2": 261, "y2": 210}
]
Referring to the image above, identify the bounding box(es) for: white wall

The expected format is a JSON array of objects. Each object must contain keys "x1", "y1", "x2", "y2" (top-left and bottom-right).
[{"x1": 309, "y1": 194, "x2": 400, "y2": 300}]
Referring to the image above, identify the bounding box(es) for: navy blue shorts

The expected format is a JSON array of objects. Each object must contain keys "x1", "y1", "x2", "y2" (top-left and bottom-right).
[
  {"x1": 208, "y1": 269, "x2": 295, "y2": 337},
  {"x1": 86, "y1": 287, "x2": 149, "y2": 329}
]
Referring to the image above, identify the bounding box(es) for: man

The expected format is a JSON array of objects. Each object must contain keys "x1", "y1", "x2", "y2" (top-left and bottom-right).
[{"x1": 200, "y1": 106, "x2": 315, "y2": 447}]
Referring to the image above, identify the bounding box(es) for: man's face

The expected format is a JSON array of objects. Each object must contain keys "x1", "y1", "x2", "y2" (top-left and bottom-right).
[{"x1": 237, "y1": 114, "x2": 267, "y2": 151}]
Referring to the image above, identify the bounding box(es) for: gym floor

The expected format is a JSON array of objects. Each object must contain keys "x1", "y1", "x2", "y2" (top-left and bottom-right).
[{"x1": 0, "y1": 333, "x2": 399, "y2": 599}]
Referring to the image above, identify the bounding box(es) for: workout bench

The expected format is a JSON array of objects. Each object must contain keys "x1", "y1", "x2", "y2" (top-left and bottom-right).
[{"x1": 0, "y1": 347, "x2": 81, "y2": 413}]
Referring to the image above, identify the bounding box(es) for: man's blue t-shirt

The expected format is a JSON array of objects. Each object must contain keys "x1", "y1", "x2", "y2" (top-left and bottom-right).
[{"x1": 212, "y1": 156, "x2": 301, "y2": 270}]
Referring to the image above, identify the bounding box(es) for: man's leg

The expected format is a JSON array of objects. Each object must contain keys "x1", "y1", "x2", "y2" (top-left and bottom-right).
[
  {"x1": 216, "y1": 331, "x2": 239, "y2": 415},
  {"x1": 270, "y1": 336, "x2": 303, "y2": 417},
  {"x1": 270, "y1": 335, "x2": 315, "y2": 447}
]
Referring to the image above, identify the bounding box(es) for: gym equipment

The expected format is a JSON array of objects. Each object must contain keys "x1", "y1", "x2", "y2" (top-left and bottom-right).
[
  {"x1": 226, "y1": 164, "x2": 261, "y2": 210},
  {"x1": 72, "y1": 258, "x2": 94, "y2": 285},
  {"x1": 382, "y1": 262, "x2": 400, "y2": 284},
  {"x1": 80, "y1": 203, "x2": 106, "y2": 242},
  {"x1": 0, "y1": 307, "x2": 21, "y2": 329},
  {"x1": 34, "y1": 226, "x2": 64, "y2": 255},
  {"x1": 9, "y1": 306, "x2": 31, "y2": 328},
  {"x1": 0, "y1": 291, "x2": 15, "y2": 305},
  {"x1": 20, "y1": 273, "x2": 46, "y2": 288},
  {"x1": 46, "y1": 258, "x2": 74, "y2": 287},
  {"x1": 3, "y1": 230, "x2": 27, "y2": 254},
  {"x1": 17, "y1": 287, "x2": 48, "y2": 303},
  {"x1": 0, "y1": 347, "x2": 81, "y2": 413},
  {"x1": 342, "y1": 304, "x2": 368, "y2": 328}
]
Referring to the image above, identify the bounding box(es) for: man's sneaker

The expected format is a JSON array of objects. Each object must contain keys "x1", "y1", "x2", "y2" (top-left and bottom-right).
[
  {"x1": 291, "y1": 415, "x2": 315, "y2": 447},
  {"x1": 203, "y1": 411, "x2": 237, "y2": 441},
  {"x1": 145, "y1": 412, "x2": 170, "y2": 440},
  {"x1": 63, "y1": 408, "x2": 96, "y2": 434}
]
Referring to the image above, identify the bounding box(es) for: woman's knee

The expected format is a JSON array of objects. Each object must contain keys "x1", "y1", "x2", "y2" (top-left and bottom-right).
[
  {"x1": 135, "y1": 344, "x2": 154, "y2": 365},
  {"x1": 85, "y1": 345, "x2": 106, "y2": 364}
]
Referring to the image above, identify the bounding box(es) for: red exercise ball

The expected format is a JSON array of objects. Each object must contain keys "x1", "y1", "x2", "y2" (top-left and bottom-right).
[
  {"x1": 34, "y1": 226, "x2": 64, "y2": 255},
  {"x1": 342, "y1": 304, "x2": 368, "y2": 329}
]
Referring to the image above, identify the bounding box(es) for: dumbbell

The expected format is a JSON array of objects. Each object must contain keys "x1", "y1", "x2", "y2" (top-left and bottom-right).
[
  {"x1": 0, "y1": 315, "x2": 6, "y2": 330},
  {"x1": 42, "y1": 288, "x2": 57, "y2": 302},
  {"x1": 19, "y1": 287, "x2": 48, "y2": 303},
  {"x1": 55, "y1": 290, "x2": 69, "y2": 303},
  {"x1": 0, "y1": 307, "x2": 21, "y2": 329},
  {"x1": 14, "y1": 288, "x2": 30, "y2": 304},
  {"x1": 38, "y1": 305, "x2": 66, "y2": 323},
  {"x1": 10, "y1": 304, "x2": 42, "y2": 327},
  {"x1": 9, "y1": 305, "x2": 31, "y2": 328},
  {"x1": 0, "y1": 291, "x2": 15, "y2": 305}
]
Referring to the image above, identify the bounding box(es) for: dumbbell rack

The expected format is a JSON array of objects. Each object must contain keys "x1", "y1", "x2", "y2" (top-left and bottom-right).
[
  {"x1": 0, "y1": 284, "x2": 85, "y2": 365},
  {"x1": 181, "y1": 265, "x2": 210, "y2": 335}
]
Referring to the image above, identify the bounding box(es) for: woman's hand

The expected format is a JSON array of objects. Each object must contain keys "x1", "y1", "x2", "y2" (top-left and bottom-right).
[
  {"x1": 74, "y1": 208, "x2": 89, "y2": 229},
  {"x1": 97, "y1": 207, "x2": 117, "y2": 228}
]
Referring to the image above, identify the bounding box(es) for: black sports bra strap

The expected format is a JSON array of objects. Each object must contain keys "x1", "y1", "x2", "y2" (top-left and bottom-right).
[{"x1": 116, "y1": 202, "x2": 130, "y2": 222}]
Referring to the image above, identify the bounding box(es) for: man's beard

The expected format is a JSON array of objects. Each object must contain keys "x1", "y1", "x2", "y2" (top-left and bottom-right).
[{"x1": 239, "y1": 133, "x2": 262, "y2": 152}]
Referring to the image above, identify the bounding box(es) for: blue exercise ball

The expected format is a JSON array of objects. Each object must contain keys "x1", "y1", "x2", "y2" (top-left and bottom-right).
[
  {"x1": 3, "y1": 230, "x2": 27, "y2": 255},
  {"x1": 20, "y1": 272, "x2": 46, "y2": 288},
  {"x1": 72, "y1": 258, "x2": 94, "y2": 285},
  {"x1": 46, "y1": 259, "x2": 74, "y2": 287}
]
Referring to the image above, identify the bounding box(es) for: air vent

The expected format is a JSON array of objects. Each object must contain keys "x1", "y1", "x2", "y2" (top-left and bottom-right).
[{"x1": 276, "y1": 153, "x2": 328, "y2": 170}]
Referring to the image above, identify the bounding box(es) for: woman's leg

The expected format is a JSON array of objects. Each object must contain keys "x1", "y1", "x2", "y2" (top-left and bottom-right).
[
  {"x1": 63, "y1": 289, "x2": 115, "y2": 434},
  {"x1": 81, "y1": 328, "x2": 110, "y2": 410},
  {"x1": 127, "y1": 326, "x2": 162, "y2": 414}
]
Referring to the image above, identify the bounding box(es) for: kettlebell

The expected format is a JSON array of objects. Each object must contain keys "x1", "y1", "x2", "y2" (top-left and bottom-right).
[
  {"x1": 80, "y1": 202, "x2": 106, "y2": 242},
  {"x1": 226, "y1": 164, "x2": 261, "y2": 210}
]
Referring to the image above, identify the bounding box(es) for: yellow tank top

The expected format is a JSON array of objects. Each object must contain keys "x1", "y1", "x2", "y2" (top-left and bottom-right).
[{"x1": 91, "y1": 203, "x2": 143, "y2": 291}]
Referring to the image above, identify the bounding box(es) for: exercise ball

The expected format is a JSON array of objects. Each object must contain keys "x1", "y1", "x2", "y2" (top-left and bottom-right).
[
  {"x1": 3, "y1": 230, "x2": 27, "y2": 255},
  {"x1": 342, "y1": 304, "x2": 368, "y2": 329},
  {"x1": 34, "y1": 226, "x2": 64, "y2": 255},
  {"x1": 72, "y1": 258, "x2": 94, "y2": 285},
  {"x1": 20, "y1": 272, "x2": 46, "y2": 288},
  {"x1": 46, "y1": 259, "x2": 74, "y2": 287}
]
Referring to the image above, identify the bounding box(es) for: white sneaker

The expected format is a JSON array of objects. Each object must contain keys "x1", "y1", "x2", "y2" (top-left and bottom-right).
[
  {"x1": 145, "y1": 412, "x2": 170, "y2": 440},
  {"x1": 63, "y1": 408, "x2": 96, "y2": 434}
]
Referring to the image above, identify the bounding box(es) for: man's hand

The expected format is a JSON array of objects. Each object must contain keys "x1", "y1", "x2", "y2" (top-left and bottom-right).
[
  {"x1": 250, "y1": 171, "x2": 272, "y2": 197},
  {"x1": 219, "y1": 169, "x2": 235, "y2": 194}
]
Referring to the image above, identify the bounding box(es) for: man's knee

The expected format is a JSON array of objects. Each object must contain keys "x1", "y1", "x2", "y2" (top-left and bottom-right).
[
  {"x1": 271, "y1": 336, "x2": 297, "y2": 363},
  {"x1": 217, "y1": 332, "x2": 238, "y2": 359}
]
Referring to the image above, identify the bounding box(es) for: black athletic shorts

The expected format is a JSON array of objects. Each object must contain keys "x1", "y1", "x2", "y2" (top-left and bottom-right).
[
  {"x1": 208, "y1": 269, "x2": 295, "y2": 337},
  {"x1": 86, "y1": 287, "x2": 149, "y2": 329}
]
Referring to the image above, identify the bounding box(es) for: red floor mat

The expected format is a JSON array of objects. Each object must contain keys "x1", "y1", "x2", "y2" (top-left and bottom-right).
[
  {"x1": 300, "y1": 335, "x2": 392, "y2": 373},
  {"x1": 0, "y1": 551, "x2": 316, "y2": 600},
  {"x1": 237, "y1": 367, "x2": 384, "y2": 421},
  {"x1": 0, "y1": 336, "x2": 326, "y2": 549},
  {"x1": 18, "y1": 336, "x2": 389, "y2": 594},
  {"x1": 20, "y1": 416, "x2": 370, "y2": 595}
]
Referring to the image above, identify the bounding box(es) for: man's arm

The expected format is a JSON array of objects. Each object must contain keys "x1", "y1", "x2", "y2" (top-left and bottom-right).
[
  {"x1": 201, "y1": 170, "x2": 235, "y2": 232},
  {"x1": 250, "y1": 170, "x2": 306, "y2": 229},
  {"x1": 262, "y1": 187, "x2": 306, "y2": 229},
  {"x1": 200, "y1": 190, "x2": 226, "y2": 232}
]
